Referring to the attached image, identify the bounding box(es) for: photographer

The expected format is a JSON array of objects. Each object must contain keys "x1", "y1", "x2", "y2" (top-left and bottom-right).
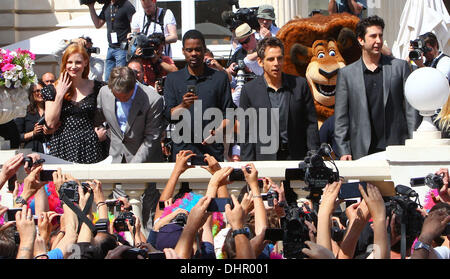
[
  {"x1": 86, "y1": 0, "x2": 135, "y2": 81},
  {"x1": 51, "y1": 36, "x2": 104, "y2": 81},
  {"x1": 254, "y1": 4, "x2": 280, "y2": 41},
  {"x1": 130, "y1": 0, "x2": 178, "y2": 58},
  {"x1": 408, "y1": 32, "x2": 450, "y2": 82},
  {"x1": 132, "y1": 33, "x2": 178, "y2": 88}
]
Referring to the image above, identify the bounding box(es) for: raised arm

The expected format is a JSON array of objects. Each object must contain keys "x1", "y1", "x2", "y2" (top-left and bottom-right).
[
  {"x1": 44, "y1": 72, "x2": 72, "y2": 129},
  {"x1": 317, "y1": 181, "x2": 342, "y2": 252},
  {"x1": 87, "y1": 2, "x2": 106, "y2": 29},
  {"x1": 154, "y1": 150, "x2": 195, "y2": 221}
]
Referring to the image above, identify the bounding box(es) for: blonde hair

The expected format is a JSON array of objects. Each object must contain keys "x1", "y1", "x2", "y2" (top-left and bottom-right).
[
  {"x1": 57, "y1": 44, "x2": 90, "y2": 101},
  {"x1": 435, "y1": 95, "x2": 450, "y2": 131}
]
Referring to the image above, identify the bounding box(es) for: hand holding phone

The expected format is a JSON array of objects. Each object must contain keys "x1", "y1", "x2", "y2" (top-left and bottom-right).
[
  {"x1": 188, "y1": 155, "x2": 208, "y2": 166},
  {"x1": 338, "y1": 182, "x2": 367, "y2": 200},
  {"x1": 207, "y1": 198, "x2": 233, "y2": 212}
]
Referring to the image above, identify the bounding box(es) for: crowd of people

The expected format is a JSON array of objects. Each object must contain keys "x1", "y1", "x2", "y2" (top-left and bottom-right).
[{"x1": 0, "y1": 0, "x2": 449, "y2": 260}]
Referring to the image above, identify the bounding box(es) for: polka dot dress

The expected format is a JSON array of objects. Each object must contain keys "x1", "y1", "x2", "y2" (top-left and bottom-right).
[{"x1": 41, "y1": 80, "x2": 107, "y2": 164}]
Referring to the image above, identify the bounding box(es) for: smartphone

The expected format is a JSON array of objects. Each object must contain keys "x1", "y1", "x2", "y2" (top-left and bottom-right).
[
  {"x1": 6, "y1": 208, "x2": 22, "y2": 222},
  {"x1": 148, "y1": 252, "x2": 166, "y2": 259},
  {"x1": 338, "y1": 182, "x2": 367, "y2": 200},
  {"x1": 188, "y1": 155, "x2": 207, "y2": 166},
  {"x1": 229, "y1": 168, "x2": 251, "y2": 182},
  {"x1": 187, "y1": 85, "x2": 196, "y2": 95},
  {"x1": 264, "y1": 228, "x2": 284, "y2": 242},
  {"x1": 207, "y1": 198, "x2": 233, "y2": 212},
  {"x1": 40, "y1": 170, "x2": 56, "y2": 181}
]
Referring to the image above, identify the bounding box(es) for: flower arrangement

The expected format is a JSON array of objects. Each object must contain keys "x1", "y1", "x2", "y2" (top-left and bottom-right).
[{"x1": 0, "y1": 48, "x2": 37, "y2": 89}]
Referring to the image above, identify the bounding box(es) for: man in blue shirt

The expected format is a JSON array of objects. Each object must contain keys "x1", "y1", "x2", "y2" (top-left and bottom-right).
[
  {"x1": 328, "y1": 0, "x2": 367, "y2": 18},
  {"x1": 96, "y1": 67, "x2": 165, "y2": 163}
]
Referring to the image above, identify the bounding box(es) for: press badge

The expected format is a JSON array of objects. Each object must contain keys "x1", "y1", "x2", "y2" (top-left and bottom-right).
[{"x1": 111, "y1": 32, "x2": 118, "y2": 44}]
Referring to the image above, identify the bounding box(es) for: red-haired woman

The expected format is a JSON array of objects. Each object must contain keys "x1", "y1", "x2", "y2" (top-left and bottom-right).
[{"x1": 42, "y1": 44, "x2": 107, "y2": 163}]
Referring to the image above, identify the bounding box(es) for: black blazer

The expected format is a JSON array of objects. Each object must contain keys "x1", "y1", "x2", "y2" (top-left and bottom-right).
[
  {"x1": 239, "y1": 74, "x2": 320, "y2": 161},
  {"x1": 14, "y1": 112, "x2": 47, "y2": 153}
]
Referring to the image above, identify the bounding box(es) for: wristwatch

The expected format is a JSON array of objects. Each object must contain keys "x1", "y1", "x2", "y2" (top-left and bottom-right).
[
  {"x1": 15, "y1": 196, "x2": 27, "y2": 206},
  {"x1": 232, "y1": 227, "x2": 251, "y2": 238},
  {"x1": 413, "y1": 241, "x2": 431, "y2": 252}
]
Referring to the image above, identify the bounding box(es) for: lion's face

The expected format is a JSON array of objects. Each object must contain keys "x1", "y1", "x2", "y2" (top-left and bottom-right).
[{"x1": 306, "y1": 40, "x2": 346, "y2": 107}]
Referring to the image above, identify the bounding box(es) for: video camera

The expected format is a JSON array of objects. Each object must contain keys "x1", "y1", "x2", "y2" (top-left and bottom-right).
[
  {"x1": 126, "y1": 32, "x2": 164, "y2": 61},
  {"x1": 409, "y1": 37, "x2": 432, "y2": 61},
  {"x1": 234, "y1": 59, "x2": 256, "y2": 87},
  {"x1": 113, "y1": 211, "x2": 136, "y2": 232},
  {"x1": 79, "y1": 0, "x2": 108, "y2": 5},
  {"x1": 221, "y1": 0, "x2": 259, "y2": 31},
  {"x1": 410, "y1": 173, "x2": 444, "y2": 189}
]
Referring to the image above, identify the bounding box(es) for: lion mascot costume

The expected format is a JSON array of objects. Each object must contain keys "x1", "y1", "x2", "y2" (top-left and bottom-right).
[{"x1": 277, "y1": 13, "x2": 362, "y2": 127}]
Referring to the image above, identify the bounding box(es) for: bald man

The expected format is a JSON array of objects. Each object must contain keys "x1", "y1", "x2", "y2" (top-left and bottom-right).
[{"x1": 41, "y1": 72, "x2": 56, "y2": 86}]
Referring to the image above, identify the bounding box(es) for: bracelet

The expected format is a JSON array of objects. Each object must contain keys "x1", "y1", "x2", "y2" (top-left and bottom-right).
[
  {"x1": 34, "y1": 253, "x2": 49, "y2": 259},
  {"x1": 97, "y1": 202, "x2": 106, "y2": 208}
]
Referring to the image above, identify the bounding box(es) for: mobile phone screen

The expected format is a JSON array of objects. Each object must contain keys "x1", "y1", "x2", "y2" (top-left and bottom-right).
[
  {"x1": 40, "y1": 170, "x2": 56, "y2": 181},
  {"x1": 148, "y1": 252, "x2": 166, "y2": 259},
  {"x1": 338, "y1": 182, "x2": 367, "y2": 200},
  {"x1": 207, "y1": 198, "x2": 233, "y2": 212},
  {"x1": 158, "y1": 201, "x2": 165, "y2": 210}
]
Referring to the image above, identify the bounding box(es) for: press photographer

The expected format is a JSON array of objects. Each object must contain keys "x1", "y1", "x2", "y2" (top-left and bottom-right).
[
  {"x1": 86, "y1": 0, "x2": 135, "y2": 81},
  {"x1": 51, "y1": 36, "x2": 104, "y2": 81},
  {"x1": 408, "y1": 32, "x2": 450, "y2": 82},
  {"x1": 130, "y1": 0, "x2": 178, "y2": 58},
  {"x1": 127, "y1": 32, "x2": 177, "y2": 88},
  {"x1": 222, "y1": 0, "x2": 259, "y2": 32}
]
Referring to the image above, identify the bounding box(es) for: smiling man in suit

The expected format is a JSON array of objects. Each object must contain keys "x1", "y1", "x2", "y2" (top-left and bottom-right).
[
  {"x1": 96, "y1": 66, "x2": 164, "y2": 163},
  {"x1": 239, "y1": 37, "x2": 320, "y2": 161},
  {"x1": 334, "y1": 15, "x2": 419, "y2": 161}
]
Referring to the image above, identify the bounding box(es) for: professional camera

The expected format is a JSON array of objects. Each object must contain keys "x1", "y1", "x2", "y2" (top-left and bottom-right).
[
  {"x1": 79, "y1": 0, "x2": 108, "y2": 5},
  {"x1": 409, "y1": 37, "x2": 432, "y2": 61},
  {"x1": 234, "y1": 59, "x2": 257, "y2": 86},
  {"x1": 222, "y1": 0, "x2": 259, "y2": 31},
  {"x1": 384, "y1": 185, "x2": 424, "y2": 257},
  {"x1": 127, "y1": 32, "x2": 163, "y2": 61},
  {"x1": 86, "y1": 47, "x2": 100, "y2": 55},
  {"x1": 280, "y1": 204, "x2": 315, "y2": 259},
  {"x1": 113, "y1": 211, "x2": 136, "y2": 232},
  {"x1": 58, "y1": 181, "x2": 90, "y2": 204}
]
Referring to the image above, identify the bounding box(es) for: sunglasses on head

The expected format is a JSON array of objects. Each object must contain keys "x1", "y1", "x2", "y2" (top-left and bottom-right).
[{"x1": 239, "y1": 36, "x2": 251, "y2": 45}]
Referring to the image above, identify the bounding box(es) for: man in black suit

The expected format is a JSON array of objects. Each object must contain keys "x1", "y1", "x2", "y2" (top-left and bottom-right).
[
  {"x1": 239, "y1": 37, "x2": 320, "y2": 161},
  {"x1": 334, "y1": 15, "x2": 418, "y2": 160}
]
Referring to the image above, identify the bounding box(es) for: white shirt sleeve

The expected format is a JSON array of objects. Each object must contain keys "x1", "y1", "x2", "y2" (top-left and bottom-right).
[
  {"x1": 130, "y1": 11, "x2": 143, "y2": 32},
  {"x1": 433, "y1": 246, "x2": 450, "y2": 259},
  {"x1": 163, "y1": 8, "x2": 177, "y2": 35},
  {"x1": 244, "y1": 57, "x2": 264, "y2": 76}
]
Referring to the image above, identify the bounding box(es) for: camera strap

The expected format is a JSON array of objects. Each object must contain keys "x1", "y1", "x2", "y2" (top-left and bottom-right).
[
  {"x1": 61, "y1": 194, "x2": 97, "y2": 235},
  {"x1": 400, "y1": 222, "x2": 406, "y2": 259}
]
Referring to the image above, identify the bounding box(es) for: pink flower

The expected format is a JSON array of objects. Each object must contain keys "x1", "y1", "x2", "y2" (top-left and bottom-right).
[{"x1": 1, "y1": 63, "x2": 14, "y2": 72}]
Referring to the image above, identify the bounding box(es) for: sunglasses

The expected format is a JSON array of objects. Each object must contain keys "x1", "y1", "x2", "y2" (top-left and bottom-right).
[
  {"x1": 239, "y1": 36, "x2": 251, "y2": 45},
  {"x1": 33, "y1": 89, "x2": 42, "y2": 93}
]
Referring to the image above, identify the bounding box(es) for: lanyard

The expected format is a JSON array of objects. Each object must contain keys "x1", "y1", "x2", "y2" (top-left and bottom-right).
[{"x1": 110, "y1": 3, "x2": 118, "y2": 31}]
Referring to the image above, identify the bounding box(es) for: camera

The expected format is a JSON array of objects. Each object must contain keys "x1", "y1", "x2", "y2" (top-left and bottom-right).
[
  {"x1": 155, "y1": 76, "x2": 166, "y2": 95},
  {"x1": 58, "y1": 181, "x2": 90, "y2": 204},
  {"x1": 113, "y1": 211, "x2": 136, "y2": 232},
  {"x1": 409, "y1": 37, "x2": 432, "y2": 60},
  {"x1": 170, "y1": 213, "x2": 188, "y2": 227},
  {"x1": 79, "y1": 0, "x2": 108, "y2": 5},
  {"x1": 280, "y1": 204, "x2": 315, "y2": 259},
  {"x1": 410, "y1": 173, "x2": 444, "y2": 189},
  {"x1": 86, "y1": 47, "x2": 100, "y2": 55},
  {"x1": 221, "y1": 1, "x2": 259, "y2": 31},
  {"x1": 127, "y1": 32, "x2": 163, "y2": 61},
  {"x1": 262, "y1": 189, "x2": 279, "y2": 207}
]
